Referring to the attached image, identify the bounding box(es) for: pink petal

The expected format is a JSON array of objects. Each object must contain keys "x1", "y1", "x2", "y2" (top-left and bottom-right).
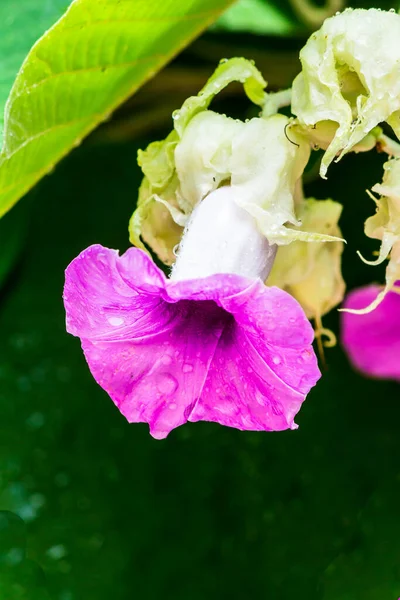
[
  {"x1": 341, "y1": 284, "x2": 400, "y2": 381},
  {"x1": 64, "y1": 245, "x2": 321, "y2": 438}
]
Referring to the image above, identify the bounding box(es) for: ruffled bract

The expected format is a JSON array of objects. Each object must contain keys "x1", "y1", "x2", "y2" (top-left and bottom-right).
[
  {"x1": 292, "y1": 8, "x2": 400, "y2": 177},
  {"x1": 346, "y1": 158, "x2": 400, "y2": 314},
  {"x1": 267, "y1": 198, "x2": 345, "y2": 320},
  {"x1": 129, "y1": 58, "x2": 340, "y2": 265}
]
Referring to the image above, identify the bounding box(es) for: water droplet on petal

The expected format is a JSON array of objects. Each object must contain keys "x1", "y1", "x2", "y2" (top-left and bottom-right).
[
  {"x1": 161, "y1": 355, "x2": 172, "y2": 366},
  {"x1": 272, "y1": 355, "x2": 281, "y2": 365},
  {"x1": 156, "y1": 374, "x2": 178, "y2": 395},
  {"x1": 108, "y1": 316, "x2": 124, "y2": 327},
  {"x1": 182, "y1": 364, "x2": 193, "y2": 373},
  {"x1": 300, "y1": 349, "x2": 312, "y2": 362}
]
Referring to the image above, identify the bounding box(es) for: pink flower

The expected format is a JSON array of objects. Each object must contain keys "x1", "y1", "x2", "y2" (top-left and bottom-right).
[
  {"x1": 64, "y1": 187, "x2": 321, "y2": 439},
  {"x1": 341, "y1": 284, "x2": 400, "y2": 381},
  {"x1": 64, "y1": 244, "x2": 320, "y2": 439}
]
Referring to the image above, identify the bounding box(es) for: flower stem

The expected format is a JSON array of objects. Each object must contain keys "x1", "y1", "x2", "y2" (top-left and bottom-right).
[
  {"x1": 288, "y1": 0, "x2": 345, "y2": 28},
  {"x1": 376, "y1": 133, "x2": 400, "y2": 158},
  {"x1": 262, "y1": 89, "x2": 292, "y2": 118}
]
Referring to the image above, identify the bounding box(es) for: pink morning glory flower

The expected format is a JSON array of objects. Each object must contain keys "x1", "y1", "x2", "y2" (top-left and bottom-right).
[
  {"x1": 341, "y1": 284, "x2": 400, "y2": 382},
  {"x1": 64, "y1": 187, "x2": 320, "y2": 439}
]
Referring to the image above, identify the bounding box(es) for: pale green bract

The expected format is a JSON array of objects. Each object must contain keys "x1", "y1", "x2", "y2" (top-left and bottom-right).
[
  {"x1": 130, "y1": 57, "x2": 341, "y2": 265},
  {"x1": 173, "y1": 57, "x2": 267, "y2": 135},
  {"x1": 130, "y1": 57, "x2": 268, "y2": 263},
  {"x1": 292, "y1": 8, "x2": 400, "y2": 178},
  {"x1": 345, "y1": 158, "x2": 400, "y2": 314},
  {"x1": 267, "y1": 198, "x2": 345, "y2": 321}
]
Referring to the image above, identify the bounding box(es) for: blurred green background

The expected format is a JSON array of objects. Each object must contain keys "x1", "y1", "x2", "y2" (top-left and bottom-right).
[{"x1": 0, "y1": 1, "x2": 400, "y2": 599}]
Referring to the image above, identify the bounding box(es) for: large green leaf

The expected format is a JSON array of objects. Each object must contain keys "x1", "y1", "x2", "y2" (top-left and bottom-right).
[
  {"x1": 0, "y1": 1, "x2": 69, "y2": 287},
  {"x1": 0, "y1": 0, "x2": 234, "y2": 220},
  {"x1": 0, "y1": 0, "x2": 69, "y2": 140}
]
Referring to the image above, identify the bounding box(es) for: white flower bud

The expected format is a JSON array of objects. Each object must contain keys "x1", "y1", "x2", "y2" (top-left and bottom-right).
[{"x1": 170, "y1": 186, "x2": 276, "y2": 281}]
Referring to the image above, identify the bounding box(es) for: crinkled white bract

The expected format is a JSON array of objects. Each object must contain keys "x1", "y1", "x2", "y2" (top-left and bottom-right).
[
  {"x1": 129, "y1": 57, "x2": 267, "y2": 265},
  {"x1": 175, "y1": 111, "x2": 316, "y2": 245},
  {"x1": 131, "y1": 110, "x2": 340, "y2": 263},
  {"x1": 130, "y1": 57, "x2": 341, "y2": 265},
  {"x1": 347, "y1": 158, "x2": 400, "y2": 314},
  {"x1": 292, "y1": 8, "x2": 400, "y2": 178}
]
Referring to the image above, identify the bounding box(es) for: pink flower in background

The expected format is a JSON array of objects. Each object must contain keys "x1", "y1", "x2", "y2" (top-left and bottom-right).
[
  {"x1": 64, "y1": 244, "x2": 320, "y2": 439},
  {"x1": 341, "y1": 284, "x2": 400, "y2": 381}
]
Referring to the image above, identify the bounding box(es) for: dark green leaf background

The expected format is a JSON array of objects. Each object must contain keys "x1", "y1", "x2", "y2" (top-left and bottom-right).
[
  {"x1": 0, "y1": 136, "x2": 399, "y2": 600},
  {"x1": 1, "y1": 1, "x2": 400, "y2": 599}
]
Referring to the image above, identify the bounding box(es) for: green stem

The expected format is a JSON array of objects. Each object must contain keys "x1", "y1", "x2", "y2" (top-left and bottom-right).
[
  {"x1": 262, "y1": 88, "x2": 292, "y2": 117},
  {"x1": 377, "y1": 133, "x2": 400, "y2": 158},
  {"x1": 288, "y1": 0, "x2": 345, "y2": 28}
]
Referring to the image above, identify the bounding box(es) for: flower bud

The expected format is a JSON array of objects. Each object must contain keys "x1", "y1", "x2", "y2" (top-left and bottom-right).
[{"x1": 267, "y1": 198, "x2": 345, "y2": 320}]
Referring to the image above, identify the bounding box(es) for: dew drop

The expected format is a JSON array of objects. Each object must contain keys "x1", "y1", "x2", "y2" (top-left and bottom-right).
[
  {"x1": 169, "y1": 403, "x2": 177, "y2": 410},
  {"x1": 156, "y1": 373, "x2": 178, "y2": 395},
  {"x1": 108, "y1": 316, "x2": 124, "y2": 327},
  {"x1": 26, "y1": 412, "x2": 45, "y2": 430},
  {"x1": 272, "y1": 355, "x2": 281, "y2": 365},
  {"x1": 301, "y1": 349, "x2": 312, "y2": 361},
  {"x1": 182, "y1": 364, "x2": 193, "y2": 373},
  {"x1": 46, "y1": 544, "x2": 67, "y2": 561},
  {"x1": 161, "y1": 355, "x2": 172, "y2": 366}
]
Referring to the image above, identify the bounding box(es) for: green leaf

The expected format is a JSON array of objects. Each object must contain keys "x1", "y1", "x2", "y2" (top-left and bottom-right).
[
  {"x1": 0, "y1": 0, "x2": 69, "y2": 142},
  {"x1": 213, "y1": 0, "x2": 298, "y2": 36},
  {"x1": 0, "y1": 0, "x2": 234, "y2": 220},
  {"x1": 0, "y1": 1, "x2": 68, "y2": 287}
]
